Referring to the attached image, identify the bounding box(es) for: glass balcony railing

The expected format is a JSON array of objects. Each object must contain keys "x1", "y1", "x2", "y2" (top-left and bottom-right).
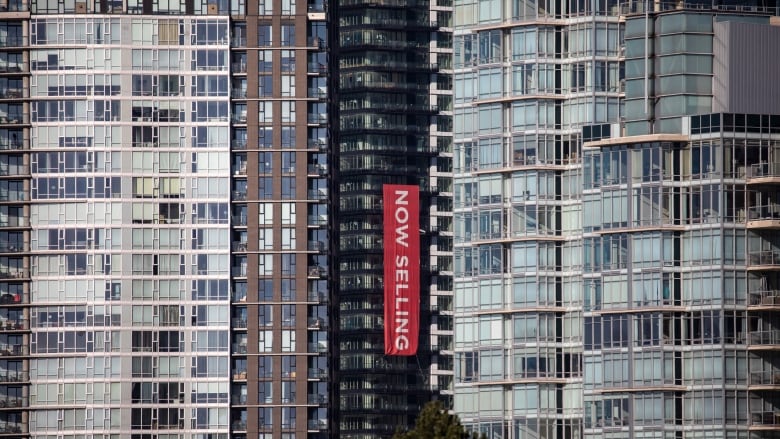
[
  {"x1": 749, "y1": 290, "x2": 780, "y2": 306},
  {"x1": 749, "y1": 330, "x2": 780, "y2": 346},
  {"x1": 0, "y1": 37, "x2": 26, "y2": 48},
  {"x1": 0, "y1": 88, "x2": 24, "y2": 100},
  {"x1": 750, "y1": 370, "x2": 780, "y2": 386}
]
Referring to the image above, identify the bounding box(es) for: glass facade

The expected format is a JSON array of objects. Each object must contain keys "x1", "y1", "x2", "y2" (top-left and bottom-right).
[
  {"x1": 453, "y1": 2, "x2": 780, "y2": 439},
  {"x1": 333, "y1": 0, "x2": 453, "y2": 435}
]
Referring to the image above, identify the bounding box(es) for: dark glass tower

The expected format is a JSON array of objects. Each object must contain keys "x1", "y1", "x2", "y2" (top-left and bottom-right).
[{"x1": 332, "y1": 0, "x2": 453, "y2": 436}]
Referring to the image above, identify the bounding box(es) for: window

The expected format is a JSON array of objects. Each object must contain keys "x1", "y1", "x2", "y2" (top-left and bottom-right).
[
  {"x1": 281, "y1": 24, "x2": 295, "y2": 46},
  {"x1": 258, "y1": 24, "x2": 272, "y2": 46}
]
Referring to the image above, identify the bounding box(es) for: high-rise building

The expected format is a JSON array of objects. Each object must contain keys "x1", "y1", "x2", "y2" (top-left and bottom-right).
[
  {"x1": 452, "y1": 1, "x2": 780, "y2": 438},
  {"x1": 331, "y1": 0, "x2": 453, "y2": 435},
  {"x1": 0, "y1": 0, "x2": 452, "y2": 436}
]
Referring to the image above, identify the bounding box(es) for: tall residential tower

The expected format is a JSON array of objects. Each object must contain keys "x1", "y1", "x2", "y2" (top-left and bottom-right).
[{"x1": 452, "y1": 1, "x2": 780, "y2": 438}]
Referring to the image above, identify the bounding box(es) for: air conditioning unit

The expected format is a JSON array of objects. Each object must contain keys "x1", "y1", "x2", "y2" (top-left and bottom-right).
[
  {"x1": 75, "y1": 1, "x2": 87, "y2": 12},
  {"x1": 207, "y1": 3, "x2": 218, "y2": 14}
]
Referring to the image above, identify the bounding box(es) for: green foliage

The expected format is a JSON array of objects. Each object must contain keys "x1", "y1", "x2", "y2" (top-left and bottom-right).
[{"x1": 393, "y1": 401, "x2": 482, "y2": 439}]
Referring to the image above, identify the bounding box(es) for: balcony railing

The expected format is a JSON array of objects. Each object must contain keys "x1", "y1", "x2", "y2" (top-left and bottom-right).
[
  {"x1": 748, "y1": 162, "x2": 780, "y2": 180},
  {"x1": 0, "y1": 422, "x2": 24, "y2": 434},
  {"x1": 0, "y1": 114, "x2": 27, "y2": 125},
  {"x1": 232, "y1": 343, "x2": 248, "y2": 354},
  {"x1": 232, "y1": 241, "x2": 248, "y2": 252},
  {"x1": 0, "y1": 217, "x2": 27, "y2": 228},
  {"x1": 232, "y1": 139, "x2": 247, "y2": 150},
  {"x1": 752, "y1": 411, "x2": 780, "y2": 426},
  {"x1": 750, "y1": 290, "x2": 780, "y2": 306},
  {"x1": 232, "y1": 370, "x2": 247, "y2": 380},
  {"x1": 0, "y1": 243, "x2": 26, "y2": 253},
  {"x1": 231, "y1": 63, "x2": 248, "y2": 73},
  {"x1": 307, "y1": 419, "x2": 328, "y2": 430},
  {"x1": 231, "y1": 318, "x2": 247, "y2": 329},
  {"x1": 308, "y1": 342, "x2": 328, "y2": 353},
  {"x1": 307, "y1": 317, "x2": 327, "y2": 329},
  {"x1": 0, "y1": 89, "x2": 23, "y2": 100},
  {"x1": 308, "y1": 393, "x2": 327, "y2": 404},
  {"x1": 232, "y1": 191, "x2": 247, "y2": 201},
  {"x1": 748, "y1": 251, "x2": 780, "y2": 267},
  {"x1": 749, "y1": 330, "x2": 780, "y2": 346},
  {"x1": 308, "y1": 189, "x2": 328, "y2": 200},
  {"x1": 307, "y1": 291, "x2": 328, "y2": 303},
  {"x1": 0, "y1": 270, "x2": 27, "y2": 279},
  {"x1": 750, "y1": 371, "x2": 780, "y2": 386},
  {"x1": 232, "y1": 215, "x2": 248, "y2": 226},
  {"x1": 0, "y1": 345, "x2": 26, "y2": 356},
  {"x1": 0, "y1": 396, "x2": 25, "y2": 408},
  {"x1": 308, "y1": 240, "x2": 325, "y2": 251},
  {"x1": 0, "y1": 1, "x2": 29, "y2": 12},
  {"x1": 308, "y1": 368, "x2": 327, "y2": 379},
  {"x1": 0, "y1": 166, "x2": 27, "y2": 178},
  {"x1": 307, "y1": 164, "x2": 328, "y2": 176},
  {"x1": 0, "y1": 37, "x2": 26, "y2": 48},
  {"x1": 231, "y1": 267, "x2": 247, "y2": 277},
  {"x1": 307, "y1": 266, "x2": 326, "y2": 277},
  {"x1": 0, "y1": 319, "x2": 25, "y2": 331}
]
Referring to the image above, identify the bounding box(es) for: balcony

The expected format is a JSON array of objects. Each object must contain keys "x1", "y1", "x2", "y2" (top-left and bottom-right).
[
  {"x1": 307, "y1": 240, "x2": 325, "y2": 252},
  {"x1": 232, "y1": 370, "x2": 247, "y2": 380},
  {"x1": 0, "y1": 192, "x2": 24, "y2": 203},
  {"x1": 232, "y1": 241, "x2": 248, "y2": 252},
  {"x1": 0, "y1": 1, "x2": 29, "y2": 12},
  {"x1": 231, "y1": 63, "x2": 248, "y2": 74},
  {"x1": 307, "y1": 419, "x2": 328, "y2": 431},
  {"x1": 748, "y1": 162, "x2": 780, "y2": 184},
  {"x1": 232, "y1": 343, "x2": 248, "y2": 354},
  {"x1": 0, "y1": 319, "x2": 25, "y2": 331},
  {"x1": 308, "y1": 139, "x2": 327, "y2": 150},
  {"x1": 0, "y1": 270, "x2": 27, "y2": 280},
  {"x1": 0, "y1": 166, "x2": 27, "y2": 178},
  {"x1": 0, "y1": 243, "x2": 26, "y2": 254},
  {"x1": 308, "y1": 393, "x2": 327, "y2": 405},
  {"x1": 308, "y1": 342, "x2": 328, "y2": 353},
  {"x1": 231, "y1": 113, "x2": 247, "y2": 124},
  {"x1": 231, "y1": 421, "x2": 247, "y2": 431},
  {"x1": 0, "y1": 217, "x2": 26, "y2": 228},
  {"x1": 0, "y1": 396, "x2": 24, "y2": 409},
  {"x1": 231, "y1": 266, "x2": 247, "y2": 277},
  {"x1": 0, "y1": 62, "x2": 24, "y2": 74},
  {"x1": 0, "y1": 422, "x2": 24, "y2": 434},
  {"x1": 308, "y1": 265, "x2": 326, "y2": 278},
  {"x1": 308, "y1": 87, "x2": 327, "y2": 99},
  {"x1": 0, "y1": 139, "x2": 22, "y2": 151},
  {"x1": 308, "y1": 368, "x2": 328, "y2": 379},
  {"x1": 0, "y1": 37, "x2": 26, "y2": 49},
  {"x1": 308, "y1": 62, "x2": 328, "y2": 75},
  {"x1": 751, "y1": 411, "x2": 780, "y2": 428},
  {"x1": 232, "y1": 163, "x2": 247, "y2": 176},
  {"x1": 0, "y1": 88, "x2": 23, "y2": 100},
  {"x1": 0, "y1": 114, "x2": 26, "y2": 125},
  {"x1": 231, "y1": 37, "x2": 247, "y2": 47},
  {"x1": 232, "y1": 190, "x2": 247, "y2": 201},
  {"x1": 308, "y1": 189, "x2": 328, "y2": 200},
  {"x1": 307, "y1": 113, "x2": 328, "y2": 125},
  {"x1": 232, "y1": 139, "x2": 247, "y2": 150},
  {"x1": 232, "y1": 215, "x2": 248, "y2": 226},
  {"x1": 231, "y1": 317, "x2": 247, "y2": 329},
  {"x1": 748, "y1": 204, "x2": 780, "y2": 229},
  {"x1": 749, "y1": 251, "x2": 780, "y2": 270},
  {"x1": 750, "y1": 290, "x2": 780, "y2": 308},
  {"x1": 307, "y1": 163, "x2": 328, "y2": 176},
  {"x1": 748, "y1": 330, "x2": 780, "y2": 348},
  {"x1": 0, "y1": 345, "x2": 25, "y2": 357},
  {"x1": 308, "y1": 214, "x2": 327, "y2": 227},
  {"x1": 307, "y1": 317, "x2": 327, "y2": 329},
  {"x1": 307, "y1": 291, "x2": 328, "y2": 303},
  {"x1": 750, "y1": 371, "x2": 780, "y2": 388}
]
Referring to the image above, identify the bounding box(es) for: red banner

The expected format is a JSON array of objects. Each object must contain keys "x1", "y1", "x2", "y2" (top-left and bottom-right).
[{"x1": 383, "y1": 184, "x2": 420, "y2": 356}]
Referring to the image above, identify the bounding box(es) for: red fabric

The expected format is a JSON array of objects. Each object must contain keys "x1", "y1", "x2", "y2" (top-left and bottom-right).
[{"x1": 383, "y1": 185, "x2": 420, "y2": 356}]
